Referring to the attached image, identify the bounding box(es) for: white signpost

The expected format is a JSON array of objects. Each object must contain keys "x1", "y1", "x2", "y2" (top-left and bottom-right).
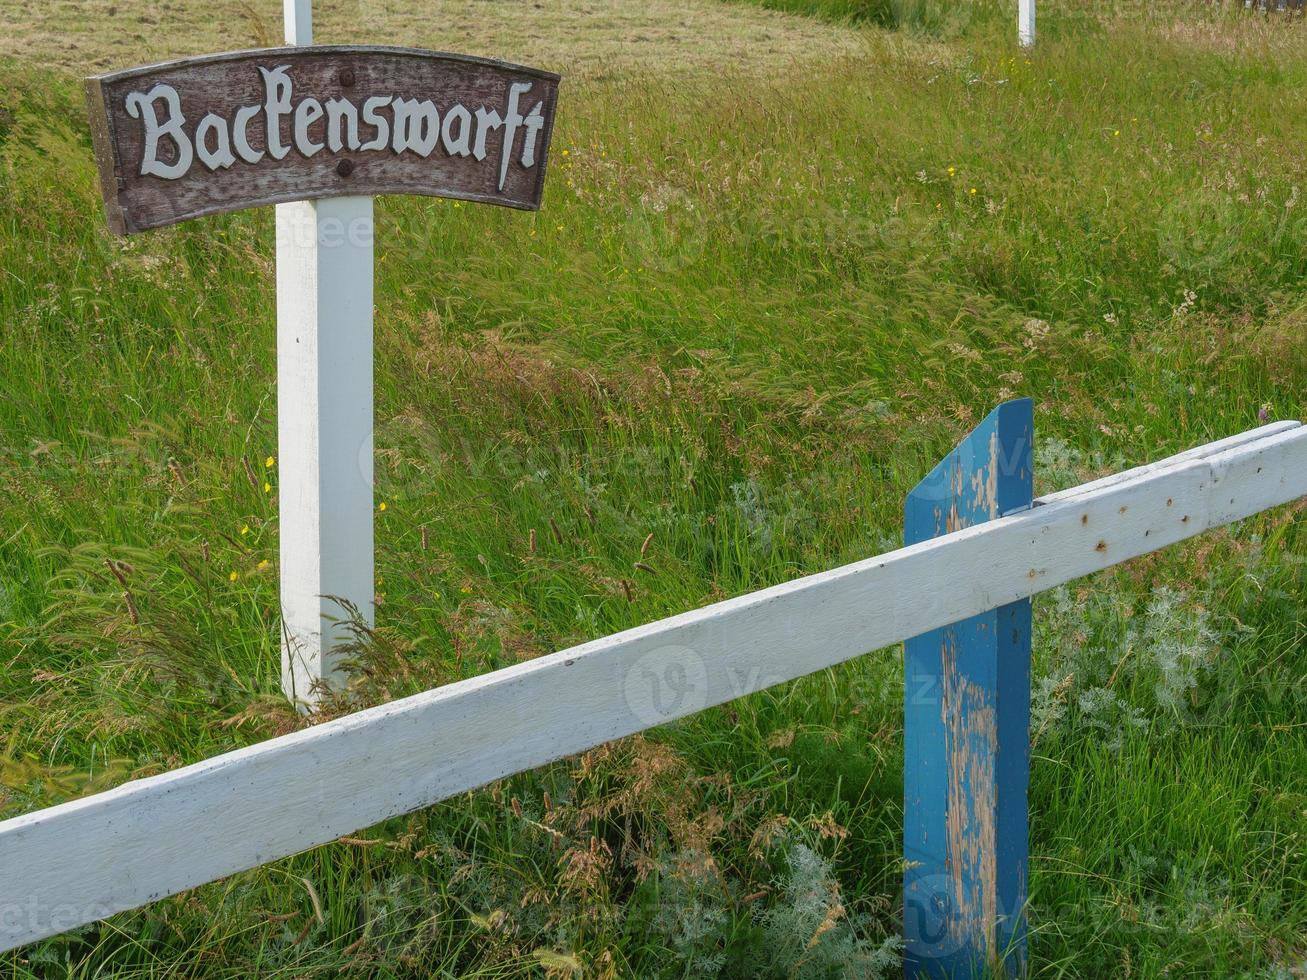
[
  {"x1": 275, "y1": 0, "x2": 375, "y2": 707},
  {"x1": 86, "y1": 0, "x2": 559, "y2": 709},
  {"x1": 1019, "y1": 0, "x2": 1035, "y2": 47}
]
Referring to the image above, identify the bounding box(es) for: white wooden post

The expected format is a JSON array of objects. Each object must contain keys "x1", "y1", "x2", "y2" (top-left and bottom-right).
[
  {"x1": 277, "y1": 0, "x2": 375, "y2": 706},
  {"x1": 1019, "y1": 0, "x2": 1035, "y2": 47}
]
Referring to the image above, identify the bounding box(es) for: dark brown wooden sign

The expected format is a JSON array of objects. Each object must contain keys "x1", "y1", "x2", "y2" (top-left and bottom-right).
[{"x1": 86, "y1": 46, "x2": 560, "y2": 234}]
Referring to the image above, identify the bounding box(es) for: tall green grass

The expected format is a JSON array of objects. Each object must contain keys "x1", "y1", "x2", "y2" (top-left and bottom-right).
[{"x1": 0, "y1": 5, "x2": 1305, "y2": 975}]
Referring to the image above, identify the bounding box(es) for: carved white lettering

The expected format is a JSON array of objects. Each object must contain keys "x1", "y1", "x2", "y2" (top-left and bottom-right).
[
  {"x1": 360, "y1": 96, "x2": 391, "y2": 151},
  {"x1": 293, "y1": 97, "x2": 325, "y2": 157},
  {"x1": 391, "y1": 98, "x2": 440, "y2": 156},
  {"x1": 440, "y1": 104, "x2": 472, "y2": 157},
  {"x1": 325, "y1": 98, "x2": 360, "y2": 152},
  {"x1": 233, "y1": 104, "x2": 265, "y2": 164},
  {"x1": 118, "y1": 66, "x2": 551, "y2": 187},
  {"x1": 259, "y1": 65, "x2": 294, "y2": 161},
  {"x1": 497, "y1": 82, "x2": 532, "y2": 191},
  {"x1": 195, "y1": 112, "x2": 236, "y2": 170},
  {"x1": 520, "y1": 101, "x2": 545, "y2": 169},
  {"x1": 124, "y1": 84, "x2": 193, "y2": 179},
  {"x1": 472, "y1": 107, "x2": 503, "y2": 162}
]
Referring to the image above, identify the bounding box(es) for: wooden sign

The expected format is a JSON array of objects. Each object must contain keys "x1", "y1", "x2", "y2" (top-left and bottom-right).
[{"x1": 86, "y1": 46, "x2": 560, "y2": 233}]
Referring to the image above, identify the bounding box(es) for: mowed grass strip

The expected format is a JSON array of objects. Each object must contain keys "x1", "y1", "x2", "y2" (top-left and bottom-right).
[
  {"x1": 0, "y1": 2, "x2": 1305, "y2": 975},
  {"x1": 0, "y1": 0, "x2": 862, "y2": 77}
]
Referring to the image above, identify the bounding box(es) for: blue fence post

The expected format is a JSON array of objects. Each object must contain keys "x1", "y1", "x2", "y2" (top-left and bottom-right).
[{"x1": 903, "y1": 398, "x2": 1034, "y2": 978}]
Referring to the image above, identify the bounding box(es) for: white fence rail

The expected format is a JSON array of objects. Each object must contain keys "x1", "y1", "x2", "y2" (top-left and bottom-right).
[{"x1": 0, "y1": 420, "x2": 1304, "y2": 954}]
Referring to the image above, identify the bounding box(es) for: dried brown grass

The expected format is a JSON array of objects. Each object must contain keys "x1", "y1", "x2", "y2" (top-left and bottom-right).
[{"x1": 0, "y1": 0, "x2": 863, "y2": 76}]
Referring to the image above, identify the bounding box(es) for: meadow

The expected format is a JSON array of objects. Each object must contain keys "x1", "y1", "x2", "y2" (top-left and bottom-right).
[{"x1": 0, "y1": 0, "x2": 1305, "y2": 975}]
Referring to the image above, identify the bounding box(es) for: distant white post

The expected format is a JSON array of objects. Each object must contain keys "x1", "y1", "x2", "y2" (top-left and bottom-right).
[
  {"x1": 277, "y1": 0, "x2": 374, "y2": 707},
  {"x1": 1019, "y1": 0, "x2": 1035, "y2": 47}
]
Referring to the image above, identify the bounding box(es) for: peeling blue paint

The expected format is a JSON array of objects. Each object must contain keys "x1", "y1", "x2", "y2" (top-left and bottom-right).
[{"x1": 904, "y1": 398, "x2": 1033, "y2": 979}]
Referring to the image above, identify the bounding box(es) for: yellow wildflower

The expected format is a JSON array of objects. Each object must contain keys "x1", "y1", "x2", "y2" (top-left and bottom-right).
[
  {"x1": 265, "y1": 456, "x2": 275, "y2": 468},
  {"x1": 229, "y1": 571, "x2": 239, "y2": 582}
]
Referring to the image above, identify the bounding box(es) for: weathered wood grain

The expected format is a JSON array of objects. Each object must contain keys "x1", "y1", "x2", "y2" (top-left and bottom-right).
[
  {"x1": 86, "y1": 46, "x2": 560, "y2": 233},
  {"x1": 904, "y1": 399, "x2": 1033, "y2": 978},
  {"x1": 0, "y1": 423, "x2": 1302, "y2": 952}
]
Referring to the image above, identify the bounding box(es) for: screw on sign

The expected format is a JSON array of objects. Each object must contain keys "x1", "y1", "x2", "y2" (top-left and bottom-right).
[{"x1": 84, "y1": 9, "x2": 559, "y2": 708}]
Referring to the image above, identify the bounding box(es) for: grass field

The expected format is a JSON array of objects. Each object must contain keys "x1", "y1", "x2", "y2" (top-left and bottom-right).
[
  {"x1": 1, "y1": 0, "x2": 1306, "y2": 975},
  {"x1": 0, "y1": 0, "x2": 861, "y2": 77}
]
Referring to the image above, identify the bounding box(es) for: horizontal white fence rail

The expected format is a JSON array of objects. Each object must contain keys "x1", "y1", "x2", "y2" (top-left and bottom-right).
[{"x1": 1, "y1": 422, "x2": 1303, "y2": 952}]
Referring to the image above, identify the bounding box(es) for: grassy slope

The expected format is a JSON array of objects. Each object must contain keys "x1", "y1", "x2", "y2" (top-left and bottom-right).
[{"x1": 1, "y1": 2, "x2": 1305, "y2": 976}]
